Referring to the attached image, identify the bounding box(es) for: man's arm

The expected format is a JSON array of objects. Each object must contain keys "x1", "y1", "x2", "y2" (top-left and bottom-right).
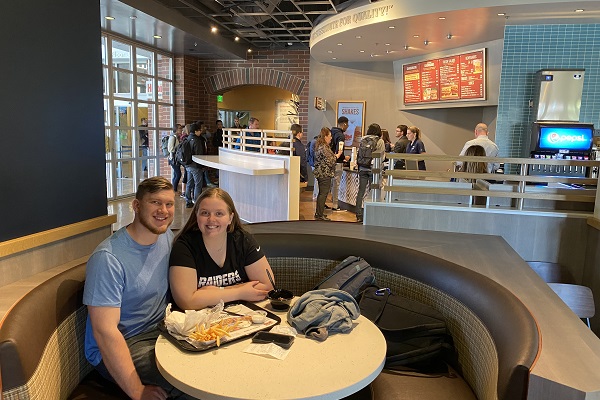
[{"x1": 88, "y1": 306, "x2": 167, "y2": 400}]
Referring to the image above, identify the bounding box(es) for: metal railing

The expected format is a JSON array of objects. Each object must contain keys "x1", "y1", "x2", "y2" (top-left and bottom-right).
[{"x1": 222, "y1": 129, "x2": 294, "y2": 155}]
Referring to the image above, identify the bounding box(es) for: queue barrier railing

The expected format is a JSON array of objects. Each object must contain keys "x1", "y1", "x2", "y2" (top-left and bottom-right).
[
  {"x1": 222, "y1": 129, "x2": 294, "y2": 155},
  {"x1": 371, "y1": 153, "x2": 600, "y2": 212}
]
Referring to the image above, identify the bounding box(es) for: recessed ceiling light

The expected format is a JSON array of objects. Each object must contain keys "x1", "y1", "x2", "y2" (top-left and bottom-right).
[
  {"x1": 211, "y1": 27, "x2": 218, "y2": 33},
  {"x1": 360, "y1": 50, "x2": 365, "y2": 53},
  {"x1": 438, "y1": 17, "x2": 446, "y2": 20},
  {"x1": 575, "y1": 9, "x2": 584, "y2": 12},
  {"x1": 327, "y1": 50, "x2": 333, "y2": 53},
  {"x1": 385, "y1": 43, "x2": 390, "y2": 46},
  {"x1": 446, "y1": 33, "x2": 453, "y2": 39},
  {"x1": 332, "y1": 57, "x2": 337, "y2": 60},
  {"x1": 337, "y1": 43, "x2": 343, "y2": 46},
  {"x1": 413, "y1": 35, "x2": 420, "y2": 38},
  {"x1": 404, "y1": 45, "x2": 409, "y2": 50},
  {"x1": 247, "y1": 49, "x2": 252, "y2": 53},
  {"x1": 386, "y1": 50, "x2": 392, "y2": 54},
  {"x1": 388, "y1": 26, "x2": 395, "y2": 29},
  {"x1": 424, "y1": 39, "x2": 429, "y2": 45},
  {"x1": 234, "y1": 37, "x2": 240, "y2": 42},
  {"x1": 356, "y1": 35, "x2": 362, "y2": 39},
  {"x1": 105, "y1": 16, "x2": 115, "y2": 20},
  {"x1": 153, "y1": 35, "x2": 162, "y2": 39},
  {"x1": 497, "y1": 13, "x2": 506, "y2": 16}
]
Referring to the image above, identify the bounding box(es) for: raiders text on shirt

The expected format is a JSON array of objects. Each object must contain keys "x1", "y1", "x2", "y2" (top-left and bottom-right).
[{"x1": 198, "y1": 271, "x2": 243, "y2": 288}]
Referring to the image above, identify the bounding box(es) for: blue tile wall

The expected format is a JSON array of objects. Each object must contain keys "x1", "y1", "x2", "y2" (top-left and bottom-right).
[{"x1": 497, "y1": 24, "x2": 600, "y2": 158}]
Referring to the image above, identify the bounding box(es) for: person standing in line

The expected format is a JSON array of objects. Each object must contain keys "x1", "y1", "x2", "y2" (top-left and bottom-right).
[
  {"x1": 290, "y1": 124, "x2": 308, "y2": 183},
  {"x1": 306, "y1": 135, "x2": 319, "y2": 200},
  {"x1": 200, "y1": 124, "x2": 216, "y2": 188},
  {"x1": 456, "y1": 123, "x2": 500, "y2": 173},
  {"x1": 381, "y1": 128, "x2": 392, "y2": 153},
  {"x1": 314, "y1": 127, "x2": 339, "y2": 221},
  {"x1": 355, "y1": 123, "x2": 386, "y2": 223},
  {"x1": 184, "y1": 123, "x2": 206, "y2": 208},
  {"x1": 212, "y1": 119, "x2": 224, "y2": 149},
  {"x1": 393, "y1": 124, "x2": 409, "y2": 169},
  {"x1": 245, "y1": 117, "x2": 261, "y2": 152},
  {"x1": 83, "y1": 177, "x2": 192, "y2": 400},
  {"x1": 406, "y1": 126, "x2": 427, "y2": 171},
  {"x1": 329, "y1": 116, "x2": 349, "y2": 211},
  {"x1": 139, "y1": 117, "x2": 149, "y2": 173},
  {"x1": 168, "y1": 124, "x2": 182, "y2": 194},
  {"x1": 179, "y1": 124, "x2": 190, "y2": 199}
]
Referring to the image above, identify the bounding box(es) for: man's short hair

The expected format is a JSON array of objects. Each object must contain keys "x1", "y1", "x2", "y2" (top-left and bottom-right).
[
  {"x1": 337, "y1": 116, "x2": 349, "y2": 125},
  {"x1": 397, "y1": 124, "x2": 408, "y2": 135},
  {"x1": 290, "y1": 124, "x2": 302, "y2": 135},
  {"x1": 216, "y1": 119, "x2": 223, "y2": 124},
  {"x1": 249, "y1": 117, "x2": 259, "y2": 125},
  {"x1": 135, "y1": 176, "x2": 173, "y2": 200},
  {"x1": 190, "y1": 123, "x2": 200, "y2": 133}
]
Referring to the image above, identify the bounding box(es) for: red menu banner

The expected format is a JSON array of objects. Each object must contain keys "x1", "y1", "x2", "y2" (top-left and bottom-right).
[{"x1": 403, "y1": 50, "x2": 485, "y2": 104}]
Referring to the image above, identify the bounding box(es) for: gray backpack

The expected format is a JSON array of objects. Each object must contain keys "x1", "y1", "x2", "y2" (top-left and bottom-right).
[{"x1": 314, "y1": 256, "x2": 375, "y2": 298}]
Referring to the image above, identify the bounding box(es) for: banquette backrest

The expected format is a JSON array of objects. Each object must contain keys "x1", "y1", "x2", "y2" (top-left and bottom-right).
[
  {"x1": 254, "y1": 233, "x2": 539, "y2": 400},
  {"x1": 0, "y1": 263, "x2": 92, "y2": 399}
]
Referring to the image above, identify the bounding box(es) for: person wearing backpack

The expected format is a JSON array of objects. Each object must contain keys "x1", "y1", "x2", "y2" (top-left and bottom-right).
[
  {"x1": 355, "y1": 123, "x2": 385, "y2": 223},
  {"x1": 181, "y1": 123, "x2": 207, "y2": 208}
]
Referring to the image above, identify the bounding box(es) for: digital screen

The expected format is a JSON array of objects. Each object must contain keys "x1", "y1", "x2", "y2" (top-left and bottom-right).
[{"x1": 538, "y1": 125, "x2": 593, "y2": 151}]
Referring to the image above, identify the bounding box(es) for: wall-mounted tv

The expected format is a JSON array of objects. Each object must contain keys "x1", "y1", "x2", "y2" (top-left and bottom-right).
[{"x1": 533, "y1": 122, "x2": 594, "y2": 152}]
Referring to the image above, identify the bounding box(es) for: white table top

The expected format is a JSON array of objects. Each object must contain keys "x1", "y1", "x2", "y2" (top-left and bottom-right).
[
  {"x1": 192, "y1": 155, "x2": 286, "y2": 176},
  {"x1": 155, "y1": 299, "x2": 386, "y2": 400}
]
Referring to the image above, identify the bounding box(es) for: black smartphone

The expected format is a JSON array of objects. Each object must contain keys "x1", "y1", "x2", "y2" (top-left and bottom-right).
[{"x1": 252, "y1": 332, "x2": 295, "y2": 349}]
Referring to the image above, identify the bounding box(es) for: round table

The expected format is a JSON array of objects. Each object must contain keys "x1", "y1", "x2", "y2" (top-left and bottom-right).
[{"x1": 155, "y1": 299, "x2": 386, "y2": 400}]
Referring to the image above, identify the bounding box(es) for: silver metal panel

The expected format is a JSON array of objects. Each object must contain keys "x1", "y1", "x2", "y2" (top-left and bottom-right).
[{"x1": 537, "y1": 70, "x2": 585, "y2": 121}]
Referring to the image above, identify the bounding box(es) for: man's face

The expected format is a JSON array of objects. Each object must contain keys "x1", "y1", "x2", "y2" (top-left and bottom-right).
[
  {"x1": 133, "y1": 190, "x2": 175, "y2": 235},
  {"x1": 217, "y1": 121, "x2": 223, "y2": 129},
  {"x1": 296, "y1": 131, "x2": 304, "y2": 140},
  {"x1": 234, "y1": 118, "x2": 240, "y2": 125},
  {"x1": 395, "y1": 128, "x2": 402, "y2": 138},
  {"x1": 341, "y1": 122, "x2": 349, "y2": 132}
]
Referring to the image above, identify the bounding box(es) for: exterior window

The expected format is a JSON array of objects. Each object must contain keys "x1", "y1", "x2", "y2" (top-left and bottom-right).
[{"x1": 103, "y1": 32, "x2": 174, "y2": 199}]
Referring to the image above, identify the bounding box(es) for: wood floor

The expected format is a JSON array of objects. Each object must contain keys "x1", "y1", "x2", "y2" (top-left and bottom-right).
[{"x1": 108, "y1": 187, "x2": 358, "y2": 231}]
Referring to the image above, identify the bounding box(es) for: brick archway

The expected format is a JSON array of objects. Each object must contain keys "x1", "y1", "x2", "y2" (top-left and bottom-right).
[{"x1": 203, "y1": 68, "x2": 306, "y2": 96}]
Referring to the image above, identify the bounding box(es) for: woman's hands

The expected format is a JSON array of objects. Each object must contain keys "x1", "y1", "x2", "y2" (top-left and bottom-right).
[{"x1": 237, "y1": 281, "x2": 269, "y2": 302}]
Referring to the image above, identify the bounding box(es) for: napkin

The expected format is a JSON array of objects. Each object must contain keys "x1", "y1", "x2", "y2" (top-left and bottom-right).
[{"x1": 164, "y1": 301, "x2": 224, "y2": 340}]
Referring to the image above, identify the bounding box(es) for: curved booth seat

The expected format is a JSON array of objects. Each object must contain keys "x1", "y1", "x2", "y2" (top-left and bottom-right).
[
  {"x1": 255, "y1": 233, "x2": 539, "y2": 400},
  {"x1": 0, "y1": 232, "x2": 538, "y2": 400}
]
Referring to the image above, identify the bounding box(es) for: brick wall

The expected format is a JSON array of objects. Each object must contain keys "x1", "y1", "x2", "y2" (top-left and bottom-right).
[{"x1": 175, "y1": 49, "x2": 310, "y2": 133}]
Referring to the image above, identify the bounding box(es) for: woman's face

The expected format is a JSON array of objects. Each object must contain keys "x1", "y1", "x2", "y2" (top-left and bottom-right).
[
  {"x1": 325, "y1": 133, "x2": 332, "y2": 144},
  {"x1": 407, "y1": 129, "x2": 415, "y2": 141},
  {"x1": 196, "y1": 197, "x2": 233, "y2": 237}
]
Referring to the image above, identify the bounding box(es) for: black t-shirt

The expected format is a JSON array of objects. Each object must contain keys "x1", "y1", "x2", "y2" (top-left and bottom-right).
[{"x1": 169, "y1": 229, "x2": 265, "y2": 288}]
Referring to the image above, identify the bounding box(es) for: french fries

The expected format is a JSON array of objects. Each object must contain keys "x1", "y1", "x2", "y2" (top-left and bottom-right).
[{"x1": 189, "y1": 319, "x2": 239, "y2": 346}]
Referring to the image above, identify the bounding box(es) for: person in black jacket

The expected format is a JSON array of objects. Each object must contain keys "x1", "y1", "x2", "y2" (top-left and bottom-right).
[
  {"x1": 329, "y1": 116, "x2": 349, "y2": 211},
  {"x1": 184, "y1": 123, "x2": 207, "y2": 208}
]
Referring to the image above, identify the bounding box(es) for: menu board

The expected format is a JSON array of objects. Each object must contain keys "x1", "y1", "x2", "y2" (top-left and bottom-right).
[{"x1": 403, "y1": 49, "x2": 485, "y2": 104}]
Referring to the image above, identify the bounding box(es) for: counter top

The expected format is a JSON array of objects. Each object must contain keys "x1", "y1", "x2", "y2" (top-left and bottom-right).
[{"x1": 192, "y1": 155, "x2": 285, "y2": 176}]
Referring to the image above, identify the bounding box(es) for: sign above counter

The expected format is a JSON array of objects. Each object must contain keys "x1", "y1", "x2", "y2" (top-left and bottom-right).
[{"x1": 403, "y1": 49, "x2": 485, "y2": 105}]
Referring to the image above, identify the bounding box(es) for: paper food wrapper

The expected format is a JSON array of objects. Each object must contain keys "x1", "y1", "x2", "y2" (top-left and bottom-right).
[{"x1": 164, "y1": 301, "x2": 224, "y2": 340}]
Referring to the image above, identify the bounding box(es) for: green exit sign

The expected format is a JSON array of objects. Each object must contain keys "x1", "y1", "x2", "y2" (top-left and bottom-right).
[{"x1": 217, "y1": 95, "x2": 223, "y2": 102}]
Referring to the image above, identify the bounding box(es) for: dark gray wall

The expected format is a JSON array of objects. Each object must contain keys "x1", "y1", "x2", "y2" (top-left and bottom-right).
[{"x1": 0, "y1": 0, "x2": 106, "y2": 242}]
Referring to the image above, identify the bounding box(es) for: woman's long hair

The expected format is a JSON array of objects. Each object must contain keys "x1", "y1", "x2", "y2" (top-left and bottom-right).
[
  {"x1": 174, "y1": 188, "x2": 244, "y2": 242},
  {"x1": 315, "y1": 127, "x2": 331, "y2": 149},
  {"x1": 460, "y1": 145, "x2": 487, "y2": 181}
]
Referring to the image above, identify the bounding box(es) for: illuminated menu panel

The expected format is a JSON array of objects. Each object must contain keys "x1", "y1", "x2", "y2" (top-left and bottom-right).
[{"x1": 403, "y1": 50, "x2": 485, "y2": 104}]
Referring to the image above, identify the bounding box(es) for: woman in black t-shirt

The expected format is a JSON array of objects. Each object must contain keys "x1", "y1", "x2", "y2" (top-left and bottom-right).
[{"x1": 169, "y1": 188, "x2": 275, "y2": 310}]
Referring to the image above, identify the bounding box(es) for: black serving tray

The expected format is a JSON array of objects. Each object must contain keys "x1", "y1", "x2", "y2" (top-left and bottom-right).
[{"x1": 158, "y1": 301, "x2": 281, "y2": 352}]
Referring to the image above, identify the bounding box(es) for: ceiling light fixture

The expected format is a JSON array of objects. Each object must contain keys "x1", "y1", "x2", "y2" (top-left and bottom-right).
[
  {"x1": 386, "y1": 50, "x2": 392, "y2": 54},
  {"x1": 446, "y1": 33, "x2": 452, "y2": 39},
  {"x1": 153, "y1": 35, "x2": 162, "y2": 39},
  {"x1": 438, "y1": 17, "x2": 446, "y2": 20},
  {"x1": 575, "y1": 9, "x2": 584, "y2": 12},
  {"x1": 332, "y1": 57, "x2": 337, "y2": 60},
  {"x1": 385, "y1": 43, "x2": 390, "y2": 46},
  {"x1": 194, "y1": 42, "x2": 198, "y2": 47},
  {"x1": 497, "y1": 13, "x2": 506, "y2": 16},
  {"x1": 424, "y1": 39, "x2": 429, "y2": 45},
  {"x1": 413, "y1": 35, "x2": 420, "y2": 38},
  {"x1": 247, "y1": 49, "x2": 252, "y2": 53},
  {"x1": 360, "y1": 50, "x2": 365, "y2": 53},
  {"x1": 105, "y1": 16, "x2": 115, "y2": 20},
  {"x1": 388, "y1": 26, "x2": 395, "y2": 29},
  {"x1": 327, "y1": 50, "x2": 333, "y2": 53},
  {"x1": 337, "y1": 43, "x2": 343, "y2": 46},
  {"x1": 404, "y1": 45, "x2": 409, "y2": 50},
  {"x1": 356, "y1": 35, "x2": 362, "y2": 39},
  {"x1": 129, "y1": 16, "x2": 137, "y2": 20},
  {"x1": 234, "y1": 37, "x2": 239, "y2": 42},
  {"x1": 211, "y1": 27, "x2": 218, "y2": 33}
]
